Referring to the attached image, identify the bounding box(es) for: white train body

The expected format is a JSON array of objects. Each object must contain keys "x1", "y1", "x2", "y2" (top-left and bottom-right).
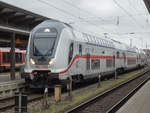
[{"x1": 24, "y1": 20, "x2": 147, "y2": 88}]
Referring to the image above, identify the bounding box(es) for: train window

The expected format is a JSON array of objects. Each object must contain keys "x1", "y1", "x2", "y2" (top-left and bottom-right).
[
  {"x1": 122, "y1": 52, "x2": 126, "y2": 64},
  {"x1": 106, "y1": 59, "x2": 113, "y2": 68},
  {"x1": 139, "y1": 55, "x2": 141, "y2": 59},
  {"x1": 5, "y1": 53, "x2": 7, "y2": 63},
  {"x1": 117, "y1": 51, "x2": 120, "y2": 59},
  {"x1": 15, "y1": 53, "x2": 22, "y2": 63},
  {"x1": 98, "y1": 39, "x2": 100, "y2": 45},
  {"x1": 18, "y1": 53, "x2": 21, "y2": 63},
  {"x1": 23, "y1": 53, "x2": 25, "y2": 62},
  {"x1": 20, "y1": 53, "x2": 22, "y2": 63},
  {"x1": 86, "y1": 53, "x2": 90, "y2": 70},
  {"x1": 0, "y1": 52, "x2": 2, "y2": 65},
  {"x1": 94, "y1": 37, "x2": 96, "y2": 44},
  {"x1": 7, "y1": 53, "x2": 10, "y2": 63},
  {"x1": 16, "y1": 53, "x2": 19, "y2": 63},
  {"x1": 2, "y1": 53, "x2": 4, "y2": 63},
  {"x1": 95, "y1": 38, "x2": 98, "y2": 45},
  {"x1": 84, "y1": 35, "x2": 88, "y2": 42},
  {"x1": 86, "y1": 36, "x2": 90, "y2": 43},
  {"x1": 79, "y1": 44, "x2": 82, "y2": 56},
  {"x1": 3, "y1": 52, "x2": 7, "y2": 63},
  {"x1": 18, "y1": 53, "x2": 20, "y2": 63},
  {"x1": 91, "y1": 59, "x2": 100, "y2": 70},
  {"x1": 127, "y1": 59, "x2": 136, "y2": 65},
  {"x1": 34, "y1": 37, "x2": 56, "y2": 56},
  {"x1": 68, "y1": 43, "x2": 74, "y2": 64}
]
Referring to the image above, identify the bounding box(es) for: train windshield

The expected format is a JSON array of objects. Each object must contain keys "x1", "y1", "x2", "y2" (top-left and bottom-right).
[{"x1": 33, "y1": 37, "x2": 55, "y2": 56}]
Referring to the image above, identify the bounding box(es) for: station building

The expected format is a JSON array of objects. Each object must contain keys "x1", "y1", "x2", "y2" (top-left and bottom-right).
[{"x1": 0, "y1": 1, "x2": 49, "y2": 79}]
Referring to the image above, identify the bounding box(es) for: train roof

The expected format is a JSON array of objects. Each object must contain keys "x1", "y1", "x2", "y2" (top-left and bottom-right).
[
  {"x1": 126, "y1": 46, "x2": 137, "y2": 53},
  {"x1": 31, "y1": 20, "x2": 66, "y2": 33},
  {"x1": 73, "y1": 30, "x2": 115, "y2": 48},
  {"x1": 109, "y1": 38, "x2": 137, "y2": 52},
  {"x1": 139, "y1": 49, "x2": 146, "y2": 54},
  {"x1": 33, "y1": 20, "x2": 140, "y2": 52},
  {"x1": 111, "y1": 40, "x2": 127, "y2": 51},
  {"x1": 33, "y1": 20, "x2": 115, "y2": 48},
  {"x1": 82, "y1": 33, "x2": 115, "y2": 48}
]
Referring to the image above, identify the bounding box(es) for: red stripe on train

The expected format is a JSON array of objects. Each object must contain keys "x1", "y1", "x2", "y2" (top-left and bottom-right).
[{"x1": 58, "y1": 54, "x2": 137, "y2": 74}]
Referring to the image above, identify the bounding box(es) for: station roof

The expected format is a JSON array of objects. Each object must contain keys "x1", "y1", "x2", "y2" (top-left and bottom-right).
[
  {"x1": 0, "y1": 1, "x2": 48, "y2": 34},
  {"x1": 144, "y1": 0, "x2": 150, "y2": 14}
]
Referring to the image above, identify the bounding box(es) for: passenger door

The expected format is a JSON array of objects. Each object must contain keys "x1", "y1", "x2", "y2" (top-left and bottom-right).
[
  {"x1": 113, "y1": 52, "x2": 116, "y2": 70},
  {"x1": 86, "y1": 48, "x2": 90, "y2": 71},
  {"x1": 75, "y1": 43, "x2": 82, "y2": 74},
  {"x1": 123, "y1": 52, "x2": 126, "y2": 66}
]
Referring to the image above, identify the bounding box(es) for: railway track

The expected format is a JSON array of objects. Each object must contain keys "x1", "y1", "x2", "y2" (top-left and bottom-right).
[
  {"x1": 1, "y1": 68, "x2": 149, "y2": 112},
  {"x1": 64, "y1": 69, "x2": 150, "y2": 113},
  {"x1": 106, "y1": 77, "x2": 149, "y2": 113},
  {"x1": 0, "y1": 81, "x2": 96, "y2": 112},
  {"x1": 0, "y1": 93, "x2": 43, "y2": 112}
]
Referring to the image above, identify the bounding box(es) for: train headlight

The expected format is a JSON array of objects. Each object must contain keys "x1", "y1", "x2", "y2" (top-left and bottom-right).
[
  {"x1": 49, "y1": 58, "x2": 54, "y2": 65},
  {"x1": 44, "y1": 28, "x2": 51, "y2": 32},
  {"x1": 30, "y1": 58, "x2": 35, "y2": 65}
]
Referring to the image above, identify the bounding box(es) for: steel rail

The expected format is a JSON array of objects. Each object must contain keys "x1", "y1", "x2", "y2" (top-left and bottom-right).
[
  {"x1": 64, "y1": 69, "x2": 150, "y2": 113},
  {"x1": 0, "y1": 94, "x2": 43, "y2": 112},
  {"x1": 106, "y1": 77, "x2": 150, "y2": 113},
  {"x1": 1, "y1": 68, "x2": 149, "y2": 112}
]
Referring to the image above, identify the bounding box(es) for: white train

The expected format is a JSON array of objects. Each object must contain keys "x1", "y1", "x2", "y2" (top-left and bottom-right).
[{"x1": 24, "y1": 20, "x2": 147, "y2": 88}]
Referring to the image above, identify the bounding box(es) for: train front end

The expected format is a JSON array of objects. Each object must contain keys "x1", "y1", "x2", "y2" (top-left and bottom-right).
[{"x1": 24, "y1": 20, "x2": 66, "y2": 88}]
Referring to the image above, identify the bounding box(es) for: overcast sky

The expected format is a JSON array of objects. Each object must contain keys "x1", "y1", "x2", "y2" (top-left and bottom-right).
[{"x1": 1, "y1": 0, "x2": 150, "y2": 49}]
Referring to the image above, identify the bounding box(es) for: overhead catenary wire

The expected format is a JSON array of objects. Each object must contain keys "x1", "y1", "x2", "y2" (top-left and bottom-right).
[
  {"x1": 61, "y1": 0, "x2": 105, "y2": 21},
  {"x1": 113, "y1": 0, "x2": 145, "y2": 29},
  {"x1": 127, "y1": 0, "x2": 150, "y2": 26},
  {"x1": 36, "y1": 0, "x2": 150, "y2": 46},
  {"x1": 37, "y1": 0, "x2": 113, "y2": 32},
  {"x1": 62, "y1": 0, "x2": 149, "y2": 27},
  {"x1": 62, "y1": 0, "x2": 150, "y2": 35},
  {"x1": 61, "y1": 0, "x2": 122, "y2": 28},
  {"x1": 37, "y1": 0, "x2": 77, "y2": 18},
  {"x1": 127, "y1": 0, "x2": 140, "y2": 13}
]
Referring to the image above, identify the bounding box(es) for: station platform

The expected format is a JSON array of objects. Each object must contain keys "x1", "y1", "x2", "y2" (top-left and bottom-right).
[
  {"x1": 117, "y1": 80, "x2": 150, "y2": 113},
  {"x1": 0, "y1": 78, "x2": 25, "y2": 99},
  {"x1": 0, "y1": 72, "x2": 25, "y2": 99},
  {"x1": 0, "y1": 72, "x2": 20, "y2": 82}
]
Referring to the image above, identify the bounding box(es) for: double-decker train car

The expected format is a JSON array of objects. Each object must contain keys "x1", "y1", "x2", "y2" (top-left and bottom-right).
[
  {"x1": 139, "y1": 49, "x2": 147, "y2": 66},
  {"x1": 24, "y1": 20, "x2": 147, "y2": 88},
  {"x1": 112, "y1": 40, "x2": 140, "y2": 73},
  {"x1": 0, "y1": 48, "x2": 26, "y2": 71}
]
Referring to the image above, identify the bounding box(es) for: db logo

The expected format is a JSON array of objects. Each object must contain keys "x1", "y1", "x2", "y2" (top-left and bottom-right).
[{"x1": 39, "y1": 65, "x2": 44, "y2": 68}]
